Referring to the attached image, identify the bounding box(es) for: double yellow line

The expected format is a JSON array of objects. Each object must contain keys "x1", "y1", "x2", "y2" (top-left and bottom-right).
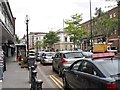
[{"x1": 49, "y1": 75, "x2": 64, "y2": 90}]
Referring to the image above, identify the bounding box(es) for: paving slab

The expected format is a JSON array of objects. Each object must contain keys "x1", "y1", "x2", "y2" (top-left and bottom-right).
[{"x1": 2, "y1": 55, "x2": 30, "y2": 89}]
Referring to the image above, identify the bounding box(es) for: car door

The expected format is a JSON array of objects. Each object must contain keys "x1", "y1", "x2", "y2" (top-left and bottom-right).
[
  {"x1": 74, "y1": 61, "x2": 90, "y2": 89},
  {"x1": 77, "y1": 61, "x2": 104, "y2": 89},
  {"x1": 65, "y1": 60, "x2": 83, "y2": 89},
  {"x1": 53, "y1": 53, "x2": 61, "y2": 71}
]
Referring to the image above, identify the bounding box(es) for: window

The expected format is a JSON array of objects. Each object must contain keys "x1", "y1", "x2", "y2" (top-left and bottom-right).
[
  {"x1": 113, "y1": 13, "x2": 116, "y2": 17},
  {"x1": 70, "y1": 45, "x2": 72, "y2": 50},
  {"x1": 36, "y1": 37, "x2": 38, "y2": 40},
  {"x1": 65, "y1": 45, "x2": 67, "y2": 50},
  {"x1": 64, "y1": 36, "x2": 67, "y2": 42},
  {"x1": 55, "y1": 53, "x2": 60, "y2": 58},
  {"x1": 78, "y1": 61, "x2": 100, "y2": 76},
  {"x1": 70, "y1": 38, "x2": 72, "y2": 42},
  {"x1": 110, "y1": 14, "x2": 112, "y2": 18},
  {"x1": 71, "y1": 61, "x2": 82, "y2": 70}
]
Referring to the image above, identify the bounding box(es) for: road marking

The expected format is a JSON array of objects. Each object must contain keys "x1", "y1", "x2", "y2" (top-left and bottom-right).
[
  {"x1": 37, "y1": 66, "x2": 56, "y2": 88},
  {"x1": 49, "y1": 75, "x2": 64, "y2": 90},
  {"x1": 51, "y1": 75, "x2": 63, "y2": 86}
]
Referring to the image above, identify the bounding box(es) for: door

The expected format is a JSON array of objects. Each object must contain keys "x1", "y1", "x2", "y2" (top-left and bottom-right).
[
  {"x1": 53, "y1": 53, "x2": 61, "y2": 71},
  {"x1": 65, "y1": 60, "x2": 82, "y2": 89}
]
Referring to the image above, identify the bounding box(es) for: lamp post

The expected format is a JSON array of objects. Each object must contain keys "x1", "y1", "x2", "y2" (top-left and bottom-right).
[
  {"x1": 90, "y1": 0, "x2": 93, "y2": 52},
  {"x1": 25, "y1": 15, "x2": 30, "y2": 57},
  {"x1": 117, "y1": 1, "x2": 120, "y2": 53}
]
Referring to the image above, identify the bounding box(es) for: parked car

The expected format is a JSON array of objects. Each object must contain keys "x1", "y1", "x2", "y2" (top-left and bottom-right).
[
  {"x1": 62, "y1": 58, "x2": 120, "y2": 90},
  {"x1": 82, "y1": 51, "x2": 93, "y2": 58},
  {"x1": 113, "y1": 53, "x2": 120, "y2": 60},
  {"x1": 52, "y1": 51, "x2": 84, "y2": 77},
  {"x1": 36, "y1": 51, "x2": 44, "y2": 62},
  {"x1": 40, "y1": 52, "x2": 55, "y2": 65},
  {"x1": 29, "y1": 49, "x2": 36, "y2": 58}
]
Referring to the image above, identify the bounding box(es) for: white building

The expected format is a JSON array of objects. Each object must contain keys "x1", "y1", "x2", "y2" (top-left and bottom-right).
[
  {"x1": 54, "y1": 29, "x2": 74, "y2": 51},
  {"x1": 21, "y1": 29, "x2": 75, "y2": 51}
]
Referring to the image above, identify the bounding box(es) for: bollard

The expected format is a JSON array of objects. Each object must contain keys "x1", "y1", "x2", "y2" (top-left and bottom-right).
[
  {"x1": 34, "y1": 63, "x2": 37, "y2": 69},
  {"x1": 31, "y1": 70, "x2": 37, "y2": 90},
  {"x1": 29, "y1": 65, "x2": 36, "y2": 83},
  {"x1": 36, "y1": 79, "x2": 43, "y2": 90}
]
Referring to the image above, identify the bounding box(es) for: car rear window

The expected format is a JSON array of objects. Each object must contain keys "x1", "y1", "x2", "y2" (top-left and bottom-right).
[
  {"x1": 96, "y1": 60, "x2": 120, "y2": 76},
  {"x1": 46, "y1": 53, "x2": 55, "y2": 56},
  {"x1": 29, "y1": 53, "x2": 35, "y2": 56},
  {"x1": 64, "y1": 52, "x2": 83, "y2": 58}
]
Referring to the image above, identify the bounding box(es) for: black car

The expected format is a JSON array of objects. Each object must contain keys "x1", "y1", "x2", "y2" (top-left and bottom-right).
[{"x1": 62, "y1": 59, "x2": 120, "y2": 90}]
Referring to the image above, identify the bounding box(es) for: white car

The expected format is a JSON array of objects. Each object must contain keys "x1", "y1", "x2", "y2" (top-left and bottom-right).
[
  {"x1": 29, "y1": 49, "x2": 36, "y2": 59},
  {"x1": 40, "y1": 52, "x2": 55, "y2": 65}
]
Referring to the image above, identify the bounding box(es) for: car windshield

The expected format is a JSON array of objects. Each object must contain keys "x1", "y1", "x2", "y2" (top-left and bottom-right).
[
  {"x1": 64, "y1": 52, "x2": 83, "y2": 58},
  {"x1": 97, "y1": 60, "x2": 120, "y2": 76},
  {"x1": 38, "y1": 53, "x2": 42, "y2": 56},
  {"x1": 46, "y1": 53, "x2": 55, "y2": 56}
]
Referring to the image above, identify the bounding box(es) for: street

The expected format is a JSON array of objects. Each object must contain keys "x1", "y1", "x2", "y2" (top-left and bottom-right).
[{"x1": 36, "y1": 62, "x2": 63, "y2": 89}]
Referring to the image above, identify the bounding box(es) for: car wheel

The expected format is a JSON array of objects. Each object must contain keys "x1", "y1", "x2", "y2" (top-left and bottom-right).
[
  {"x1": 63, "y1": 77, "x2": 69, "y2": 90},
  {"x1": 58, "y1": 68, "x2": 62, "y2": 77}
]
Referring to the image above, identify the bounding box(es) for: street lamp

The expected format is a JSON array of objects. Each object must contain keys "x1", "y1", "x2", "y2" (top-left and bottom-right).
[
  {"x1": 25, "y1": 15, "x2": 30, "y2": 57},
  {"x1": 90, "y1": 0, "x2": 93, "y2": 51}
]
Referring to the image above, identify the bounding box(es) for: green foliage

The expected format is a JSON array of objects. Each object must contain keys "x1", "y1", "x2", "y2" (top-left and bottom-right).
[
  {"x1": 93, "y1": 7, "x2": 118, "y2": 42},
  {"x1": 35, "y1": 40, "x2": 42, "y2": 50},
  {"x1": 64, "y1": 13, "x2": 90, "y2": 49},
  {"x1": 43, "y1": 31, "x2": 60, "y2": 48},
  {"x1": 15, "y1": 34, "x2": 20, "y2": 44}
]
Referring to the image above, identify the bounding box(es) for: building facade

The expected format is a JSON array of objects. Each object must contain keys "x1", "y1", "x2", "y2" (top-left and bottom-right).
[
  {"x1": 25, "y1": 32, "x2": 47, "y2": 50},
  {"x1": 21, "y1": 30, "x2": 74, "y2": 51},
  {"x1": 0, "y1": 0, "x2": 15, "y2": 56},
  {"x1": 81, "y1": 6, "x2": 119, "y2": 51},
  {"x1": 54, "y1": 29, "x2": 74, "y2": 51}
]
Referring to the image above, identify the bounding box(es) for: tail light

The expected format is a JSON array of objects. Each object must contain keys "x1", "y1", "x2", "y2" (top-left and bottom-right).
[
  {"x1": 106, "y1": 83, "x2": 118, "y2": 90},
  {"x1": 62, "y1": 58, "x2": 68, "y2": 63}
]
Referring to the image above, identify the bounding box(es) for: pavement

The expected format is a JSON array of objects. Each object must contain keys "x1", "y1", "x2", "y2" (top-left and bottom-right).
[{"x1": 1, "y1": 54, "x2": 30, "y2": 90}]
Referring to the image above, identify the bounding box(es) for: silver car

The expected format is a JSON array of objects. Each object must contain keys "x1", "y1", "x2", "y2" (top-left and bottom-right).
[
  {"x1": 52, "y1": 51, "x2": 84, "y2": 77},
  {"x1": 40, "y1": 52, "x2": 55, "y2": 65},
  {"x1": 36, "y1": 51, "x2": 44, "y2": 62}
]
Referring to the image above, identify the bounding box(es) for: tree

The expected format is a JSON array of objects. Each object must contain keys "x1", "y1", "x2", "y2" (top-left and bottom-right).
[
  {"x1": 93, "y1": 7, "x2": 118, "y2": 43},
  {"x1": 43, "y1": 31, "x2": 60, "y2": 50},
  {"x1": 64, "y1": 13, "x2": 89, "y2": 49},
  {"x1": 35, "y1": 40, "x2": 42, "y2": 51},
  {"x1": 94, "y1": 7, "x2": 104, "y2": 17},
  {"x1": 15, "y1": 34, "x2": 20, "y2": 44}
]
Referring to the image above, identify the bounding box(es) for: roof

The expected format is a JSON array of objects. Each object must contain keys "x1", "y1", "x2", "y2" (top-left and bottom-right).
[{"x1": 58, "y1": 50, "x2": 82, "y2": 53}]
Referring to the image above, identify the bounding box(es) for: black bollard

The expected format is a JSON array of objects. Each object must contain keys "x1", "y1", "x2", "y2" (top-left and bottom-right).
[
  {"x1": 29, "y1": 66, "x2": 36, "y2": 83},
  {"x1": 36, "y1": 80, "x2": 43, "y2": 90},
  {"x1": 31, "y1": 70, "x2": 37, "y2": 90},
  {"x1": 34, "y1": 63, "x2": 37, "y2": 69}
]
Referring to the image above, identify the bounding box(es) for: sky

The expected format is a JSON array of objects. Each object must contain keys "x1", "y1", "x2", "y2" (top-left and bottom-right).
[{"x1": 8, "y1": 0, "x2": 117, "y2": 39}]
